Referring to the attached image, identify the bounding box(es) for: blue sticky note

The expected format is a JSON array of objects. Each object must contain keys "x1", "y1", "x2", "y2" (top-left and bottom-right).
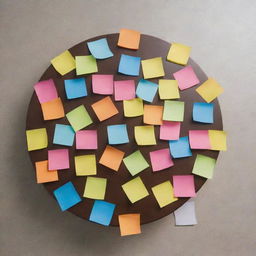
[
  {"x1": 107, "y1": 124, "x2": 129, "y2": 144},
  {"x1": 169, "y1": 136, "x2": 192, "y2": 158},
  {"x1": 87, "y1": 38, "x2": 113, "y2": 59},
  {"x1": 136, "y1": 79, "x2": 158, "y2": 102},
  {"x1": 89, "y1": 200, "x2": 116, "y2": 226},
  {"x1": 53, "y1": 124, "x2": 75, "y2": 146},
  {"x1": 118, "y1": 54, "x2": 141, "y2": 76},
  {"x1": 193, "y1": 102, "x2": 214, "y2": 123},
  {"x1": 53, "y1": 182, "x2": 81, "y2": 211},
  {"x1": 64, "y1": 78, "x2": 87, "y2": 99}
]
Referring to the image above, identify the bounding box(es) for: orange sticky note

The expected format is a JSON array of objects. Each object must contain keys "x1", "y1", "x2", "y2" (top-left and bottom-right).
[
  {"x1": 35, "y1": 160, "x2": 58, "y2": 184},
  {"x1": 41, "y1": 97, "x2": 65, "y2": 120},
  {"x1": 91, "y1": 96, "x2": 118, "y2": 121},
  {"x1": 143, "y1": 104, "x2": 163, "y2": 125},
  {"x1": 118, "y1": 29, "x2": 141, "y2": 50},
  {"x1": 99, "y1": 145, "x2": 125, "y2": 171},
  {"x1": 118, "y1": 214, "x2": 141, "y2": 236}
]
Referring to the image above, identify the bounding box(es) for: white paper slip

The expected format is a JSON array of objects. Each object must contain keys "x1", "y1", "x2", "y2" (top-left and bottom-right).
[{"x1": 174, "y1": 200, "x2": 197, "y2": 226}]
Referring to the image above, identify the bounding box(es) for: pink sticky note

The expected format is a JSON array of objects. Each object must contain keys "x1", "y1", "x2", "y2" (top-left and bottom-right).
[
  {"x1": 189, "y1": 130, "x2": 211, "y2": 149},
  {"x1": 173, "y1": 66, "x2": 199, "y2": 90},
  {"x1": 76, "y1": 130, "x2": 98, "y2": 149},
  {"x1": 114, "y1": 80, "x2": 135, "y2": 101},
  {"x1": 92, "y1": 74, "x2": 114, "y2": 95},
  {"x1": 48, "y1": 149, "x2": 69, "y2": 170},
  {"x1": 34, "y1": 79, "x2": 58, "y2": 103},
  {"x1": 173, "y1": 175, "x2": 196, "y2": 197},
  {"x1": 149, "y1": 148, "x2": 174, "y2": 172},
  {"x1": 160, "y1": 121, "x2": 181, "y2": 140}
]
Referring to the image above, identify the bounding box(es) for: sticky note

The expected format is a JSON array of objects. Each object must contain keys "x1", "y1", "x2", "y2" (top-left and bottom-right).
[
  {"x1": 92, "y1": 74, "x2": 114, "y2": 95},
  {"x1": 35, "y1": 160, "x2": 58, "y2": 183},
  {"x1": 87, "y1": 38, "x2": 113, "y2": 59},
  {"x1": 152, "y1": 181, "x2": 177, "y2": 208},
  {"x1": 169, "y1": 136, "x2": 192, "y2": 158},
  {"x1": 83, "y1": 177, "x2": 107, "y2": 200},
  {"x1": 173, "y1": 175, "x2": 196, "y2": 197},
  {"x1": 173, "y1": 66, "x2": 199, "y2": 90},
  {"x1": 174, "y1": 200, "x2": 197, "y2": 225},
  {"x1": 123, "y1": 98, "x2": 143, "y2": 117},
  {"x1": 76, "y1": 130, "x2": 97, "y2": 150},
  {"x1": 51, "y1": 50, "x2": 75, "y2": 75},
  {"x1": 158, "y1": 79, "x2": 180, "y2": 100},
  {"x1": 107, "y1": 124, "x2": 129, "y2": 144},
  {"x1": 134, "y1": 125, "x2": 156, "y2": 145},
  {"x1": 118, "y1": 214, "x2": 141, "y2": 236},
  {"x1": 89, "y1": 200, "x2": 116, "y2": 226},
  {"x1": 143, "y1": 104, "x2": 163, "y2": 125},
  {"x1": 167, "y1": 42, "x2": 191, "y2": 65},
  {"x1": 64, "y1": 78, "x2": 87, "y2": 99},
  {"x1": 118, "y1": 54, "x2": 141, "y2": 76},
  {"x1": 136, "y1": 79, "x2": 158, "y2": 103},
  {"x1": 196, "y1": 78, "x2": 224, "y2": 103},
  {"x1": 189, "y1": 130, "x2": 211, "y2": 149},
  {"x1": 48, "y1": 149, "x2": 69, "y2": 170},
  {"x1": 53, "y1": 124, "x2": 75, "y2": 146},
  {"x1": 34, "y1": 79, "x2": 58, "y2": 103},
  {"x1": 141, "y1": 57, "x2": 165, "y2": 79},
  {"x1": 99, "y1": 145, "x2": 125, "y2": 171},
  {"x1": 160, "y1": 121, "x2": 181, "y2": 140},
  {"x1": 66, "y1": 105, "x2": 92, "y2": 132},
  {"x1": 118, "y1": 28, "x2": 141, "y2": 50},
  {"x1": 91, "y1": 96, "x2": 118, "y2": 121},
  {"x1": 149, "y1": 148, "x2": 174, "y2": 172},
  {"x1": 41, "y1": 97, "x2": 65, "y2": 121},
  {"x1": 209, "y1": 130, "x2": 227, "y2": 151},
  {"x1": 53, "y1": 181, "x2": 81, "y2": 211},
  {"x1": 163, "y1": 100, "x2": 185, "y2": 122},
  {"x1": 193, "y1": 102, "x2": 214, "y2": 123},
  {"x1": 123, "y1": 150, "x2": 149, "y2": 176},
  {"x1": 114, "y1": 80, "x2": 135, "y2": 101},
  {"x1": 122, "y1": 176, "x2": 149, "y2": 203},
  {"x1": 75, "y1": 154, "x2": 97, "y2": 176},
  {"x1": 192, "y1": 154, "x2": 216, "y2": 179},
  {"x1": 26, "y1": 128, "x2": 48, "y2": 151},
  {"x1": 75, "y1": 55, "x2": 98, "y2": 75}
]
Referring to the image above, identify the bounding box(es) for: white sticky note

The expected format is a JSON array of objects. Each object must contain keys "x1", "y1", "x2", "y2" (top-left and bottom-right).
[{"x1": 174, "y1": 200, "x2": 197, "y2": 226}]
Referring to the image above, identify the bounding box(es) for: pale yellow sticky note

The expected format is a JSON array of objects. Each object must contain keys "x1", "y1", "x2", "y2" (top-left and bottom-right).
[
  {"x1": 167, "y1": 43, "x2": 191, "y2": 65},
  {"x1": 196, "y1": 78, "x2": 224, "y2": 103},
  {"x1": 159, "y1": 79, "x2": 180, "y2": 99},
  {"x1": 141, "y1": 57, "x2": 165, "y2": 79},
  {"x1": 83, "y1": 177, "x2": 107, "y2": 200},
  {"x1": 51, "y1": 50, "x2": 75, "y2": 75},
  {"x1": 26, "y1": 128, "x2": 48, "y2": 151},
  {"x1": 134, "y1": 125, "x2": 156, "y2": 145},
  {"x1": 209, "y1": 130, "x2": 227, "y2": 151},
  {"x1": 75, "y1": 155, "x2": 97, "y2": 176},
  {"x1": 123, "y1": 98, "x2": 143, "y2": 117}
]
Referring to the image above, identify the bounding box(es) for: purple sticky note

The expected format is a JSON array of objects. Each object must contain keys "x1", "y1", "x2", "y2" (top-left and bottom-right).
[
  {"x1": 149, "y1": 148, "x2": 174, "y2": 172},
  {"x1": 76, "y1": 130, "x2": 98, "y2": 150},
  {"x1": 92, "y1": 74, "x2": 114, "y2": 95},
  {"x1": 160, "y1": 121, "x2": 181, "y2": 140},
  {"x1": 48, "y1": 149, "x2": 69, "y2": 170},
  {"x1": 189, "y1": 130, "x2": 211, "y2": 149},
  {"x1": 173, "y1": 175, "x2": 196, "y2": 197},
  {"x1": 34, "y1": 79, "x2": 58, "y2": 103},
  {"x1": 114, "y1": 80, "x2": 135, "y2": 101}
]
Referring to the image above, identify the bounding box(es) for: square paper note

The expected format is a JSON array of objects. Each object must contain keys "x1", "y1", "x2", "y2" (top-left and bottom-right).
[
  {"x1": 136, "y1": 79, "x2": 158, "y2": 103},
  {"x1": 118, "y1": 214, "x2": 141, "y2": 236},
  {"x1": 160, "y1": 121, "x2": 181, "y2": 141},
  {"x1": 158, "y1": 79, "x2": 180, "y2": 100},
  {"x1": 118, "y1": 28, "x2": 141, "y2": 50},
  {"x1": 34, "y1": 79, "x2": 58, "y2": 103},
  {"x1": 134, "y1": 126, "x2": 156, "y2": 146},
  {"x1": 83, "y1": 177, "x2": 107, "y2": 200},
  {"x1": 141, "y1": 57, "x2": 165, "y2": 79},
  {"x1": 167, "y1": 43, "x2": 191, "y2": 66},
  {"x1": 163, "y1": 100, "x2": 184, "y2": 122},
  {"x1": 193, "y1": 102, "x2": 214, "y2": 123},
  {"x1": 76, "y1": 130, "x2": 97, "y2": 150},
  {"x1": 87, "y1": 38, "x2": 113, "y2": 59},
  {"x1": 75, "y1": 154, "x2": 97, "y2": 176},
  {"x1": 189, "y1": 130, "x2": 211, "y2": 149},
  {"x1": 174, "y1": 200, "x2": 197, "y2": 226},
  {"x1": 75, "y1": 55, "x2": 98, "y2": 75},
  {"x1": 118, "y1": 54, "x2": 141, "y2": 76},
  {"x1": 192, "y1": 154, "x2": 216, "y2": 179},
  {"x1": 143, "y1": 104, "x2": 163, "y2": 125},
  {"x1": 92, "y1": 74, "x2": 114, "y2": 95},
  {"x1": 107, "y1": 124, "x2": 129, "y2": 144},
  {"x1": 123, "y1": 98, "x2": 144, "y2": 117},
  {"x1": 35, "y1": 160, "x2": 58, "y2": 184},
  {"x1": 173, "y1": 175, "x2": 196, "y2": 197},
  {"x1": 114, "y1": 80, "x2": 135, "y2": 101},
  {"x1": 209, "y1": 130, "x2": 227, "y2": 151},
  {"x1": 64, "y1": 78, "x2": 87, "y2": 99},
  {"x1": 149, "y1": 148, "x2": 174, "y2": 172},
  {"x1": 26, "y1": 128, "x2": 48, "y2": 151},
  {"x1": 51, "y1": 50, "x2": 75, "y2": 75},
  {"x1": 48, "y1": 149, "x2": 69, "y2": 170},
  {"x1": 41, "y1": 97, "x2": 65, "y2": 121},
  {"x1": 53, "y1": 124, "x2": 75, "y2": 146},
  {"x1": 169, "y1": 136, "x2": 192, "y2": 158}
]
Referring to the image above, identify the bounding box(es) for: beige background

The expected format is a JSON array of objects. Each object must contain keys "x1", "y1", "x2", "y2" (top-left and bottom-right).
[{"x1": 1, "y1": 0, "x2": 255, "y2": 255}]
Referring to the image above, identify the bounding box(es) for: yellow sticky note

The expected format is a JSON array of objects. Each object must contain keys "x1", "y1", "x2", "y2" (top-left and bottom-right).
[
  {"x1": 26, "y1": 128, "x2": 48, "y2": 151},
  {"x1": 209, "y1": 130, "x2": 227, "y2": 151},
  {"x1": 118, "y1": 214, "x2": 141, "y2": 236},
  {"x1": 123, "y1": 98, "x2": 143, "y2": 117},
  {"x1": 75, "y1": 155, "x2": 97, "y2": 176},
  {"x1": 159, "y1": 79, "x2": 180, "y2": 99},
  {"x1": 196, "y1": 78, "x2": 224, "y2": 103},
  {"x1": 134, "y1": 125, "x2": 156, "y2": 145},
  {"x1": 51, "y1": 50, "x2": 75, "y2": 75},
  {"x1": 75, "y1": 55, "x2": 98, "y2": 75},
  {"x1": 141, "y1": 57, "x2": 165, "y2": 79},
  {"x1": 83, "y1": 177, "x2": 107, "y2": 200},
  {"x1": 167, "y1": 43, "x2": 191, "y2": 65},
  {"x1": 152, "y1": 181, "x2": 178, "y2": 208}
]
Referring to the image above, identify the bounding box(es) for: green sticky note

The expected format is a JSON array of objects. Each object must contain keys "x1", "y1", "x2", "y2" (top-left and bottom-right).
[
  {"x1": 75, "y1": 154, "x2": 97, "y2": 176},
  {"x1": 163, "y1": 100, "x2": 185, "y2": 121},
  {"x1": 66, "y1": 105, "x2": 92, "y2": 132},
  {"x1": 192, "y1": 154, "x2": 216, "y2": 179},
  {"x1": 134, "y1": 125, "x2": 156, "y2": 145},
  {"x1": 75, "y1": 55, "x2": 98, "y2": 75},
  {"x1": 123, "y1": 150, "x2": 149, "y2": 176},
  {"x1": 26, "y1": 128, "x2": 48, "y2": 151},
  {"x1": 83, "y1": 177, "x2": 107, "y2": 200}
]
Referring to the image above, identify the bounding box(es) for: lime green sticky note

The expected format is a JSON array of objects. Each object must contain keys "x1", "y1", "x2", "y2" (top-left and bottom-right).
[
  {"x1": 83, "y1": 177, "x2": 107, "y2": 200},
  {"x1": 75, "y1": 155, "x2": 97, "y2": 176},
  {"x1": 163, "y1": 100, "x2": 185, "y2": 122},
  {"x1": 51, "y1": 50, "x2": 75, "y2": 75},
  {"x1": 122, "y1": 177, "x2": 149, "y2": 203},
  {"x1": 152, "y1": 181, "x2": 178, "y2": 208},
  {"x1": 123, "y1": 150, "x2": 149, "y2": 176},
  {"x1": 26, "y1": 128, "x2": 48, "y2": 151},
  {"x1": 134, "y1": 125, "x2": 156, "y2": 145},
  {"x1": 66, "y1": 105, "x2": 92, "y2": 132},
  {"x1": 75, "y1": 55, "x2": 98, "y2": 75},
  {"x1": 192, "y1": 154, "x2": 216, "y2": 179},
  {"x1": 123, "y1": 98, "x2": 143, "y2": 117}
]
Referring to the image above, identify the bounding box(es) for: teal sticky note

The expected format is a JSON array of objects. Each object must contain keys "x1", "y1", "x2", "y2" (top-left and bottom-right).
[
  {"x1": 118, "y1": 54, "x2": 141, "y2": 76},
  {"x1": 64, "y1": 78, "x2": 87, "y2": 99},
  {"x1": 53, "y1": 124, "x2": 75, "y2": 146},
  {"x1": 87, "y1": 38, "x2": 113, "y2": 59},
  {"x1": 169, "y1": 136, "x2": 192, "y2": 158},
  {"x1": 136, "y1": 79, "x2": 158, "y2": 103},
  {"x1": 107, "y1": 124, "x2": 129, "y2": 144},
  {"x1": 193, "y1": 102, "x2": 214, "y2": 123}
]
